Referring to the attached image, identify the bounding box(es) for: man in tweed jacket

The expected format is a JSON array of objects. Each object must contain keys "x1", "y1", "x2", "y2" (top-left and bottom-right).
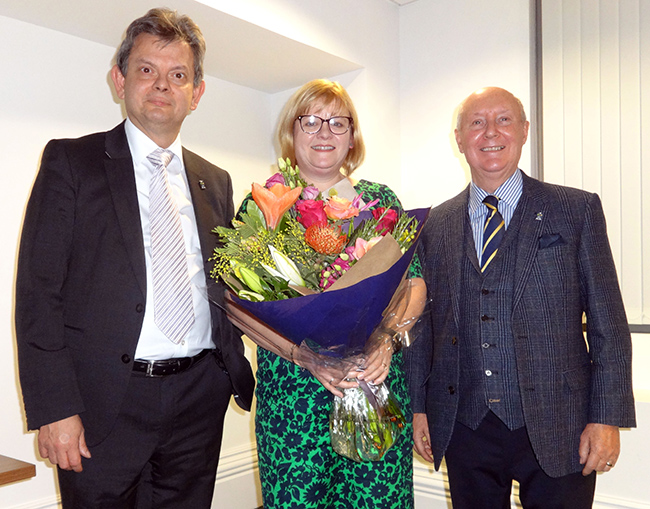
[{"x1": 405, "y1": 87, "x2": 635, "y2": 508}]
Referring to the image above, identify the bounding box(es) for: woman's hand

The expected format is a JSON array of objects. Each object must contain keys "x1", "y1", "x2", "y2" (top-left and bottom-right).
[
  {"x1": 292, "y1": 345, "x2": 358, "y2": 398},
  {"x1": 355, "y1": 332, "x2": 393, "y2": 385}
]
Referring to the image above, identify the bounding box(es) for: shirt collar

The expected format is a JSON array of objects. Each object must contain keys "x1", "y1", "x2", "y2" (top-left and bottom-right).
[
  {"x1": 124, "y1": 118, "x2": 183, "y2": 169},
  {"x1": 469, "y1": 169, "x2": 523, "y2": 217}
]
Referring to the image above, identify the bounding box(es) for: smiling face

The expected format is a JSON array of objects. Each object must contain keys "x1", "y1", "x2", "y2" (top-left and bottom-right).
[
  {"x1": 111, "y1": 33, "x2": 205, "y2": 148},
  {"x1": 455, "y1": 88, "x2": 529, "y2": 193},
  {"x1": 292, "y1": 101, "x2": 353, "y2": 189}
]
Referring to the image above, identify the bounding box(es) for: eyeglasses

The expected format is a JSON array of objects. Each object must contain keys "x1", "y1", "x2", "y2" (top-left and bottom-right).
[{"x1": 296, "y1": 115, "x2": 353, "y2": 135}]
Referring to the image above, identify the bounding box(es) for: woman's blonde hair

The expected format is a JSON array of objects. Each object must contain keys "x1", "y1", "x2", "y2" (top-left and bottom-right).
[{"x1": 276, "y1": 79, "x2": 366, "y2": 176}]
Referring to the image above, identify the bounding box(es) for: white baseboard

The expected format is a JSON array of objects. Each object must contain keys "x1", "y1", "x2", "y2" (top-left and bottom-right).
[
  {"x1": 414, "y1": 461, "x2": 451, "y2": 508},
  {"x1": 6, "y1": 496, "x2": 60, "y2": 509},
  {"x1": 213, "y1": 443, "x2": 262, "y2": 508}
]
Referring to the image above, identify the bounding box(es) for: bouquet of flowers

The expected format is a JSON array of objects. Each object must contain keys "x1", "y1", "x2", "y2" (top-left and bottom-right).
[{"x1": 211, "y1": 158, "x2": 427, "y2": 461}]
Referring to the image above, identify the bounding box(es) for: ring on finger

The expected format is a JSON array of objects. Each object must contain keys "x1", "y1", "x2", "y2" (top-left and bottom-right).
[{"x1": 606, "y1": 461, "x2": 613, "y2": 467}]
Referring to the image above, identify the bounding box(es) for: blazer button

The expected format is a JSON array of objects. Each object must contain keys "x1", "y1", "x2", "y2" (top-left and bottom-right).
[
  {"x1": 481, "y1": 288, "x2": 490, "y2": 295},
  {"x1": 448, "y1": 386, "x2": 455, "y2": 395},
  {"x1": 121, "y1": 354, "x2": 131, "y2": 364},
  {"x1": 481, "y1": 314, "x2": 490, "y2": 321},
  {"x1": 135, "y1": 303, "x2": 144, "y2": 313},
  {"x1": 451, "y1": 336, "x2": 458, "y2": 345}
]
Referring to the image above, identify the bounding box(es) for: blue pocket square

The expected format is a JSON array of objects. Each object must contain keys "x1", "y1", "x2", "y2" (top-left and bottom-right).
[{"x1": 538, "y1": 233, "x2": 566, "y2": 249}]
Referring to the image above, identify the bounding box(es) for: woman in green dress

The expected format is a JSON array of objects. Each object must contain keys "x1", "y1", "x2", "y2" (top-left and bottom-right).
[{"x1": 229, "y1": 79, "x2": 425, "y2": 509}]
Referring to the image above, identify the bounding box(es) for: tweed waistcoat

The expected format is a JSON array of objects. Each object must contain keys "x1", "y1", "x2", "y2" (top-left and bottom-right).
[{"x1": 456, "y1": 204, "x2": 525, "y2": 430}]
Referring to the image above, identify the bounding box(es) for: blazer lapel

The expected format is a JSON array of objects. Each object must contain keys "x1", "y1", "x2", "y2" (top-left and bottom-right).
[
  {"x1": 512, "y1": 173, "x2": 549, "y2": 308},
  {"x1": 104, "y1": 122, "x2": 147, "y2": 296},
  {"x1": 444, "y1": 188, "x2": 471, "y2": 329},
  {"x1": 183, "y1": 149, "x2": 220, "y2": 266}
]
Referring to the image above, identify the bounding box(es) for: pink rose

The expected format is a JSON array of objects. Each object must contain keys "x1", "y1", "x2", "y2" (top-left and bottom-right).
[
  {"x1": 351, "y1": 236, "x2": 383, "y2": 260},
  {"x1": 296, "y1": 199, "x2": 327, "y2": 228},
  {"x1": 324, "y1": 196, "x2": 359, "y2": 220},
  {"x1": 372, "y1": 207, "x2": 399, "y2": 235}
]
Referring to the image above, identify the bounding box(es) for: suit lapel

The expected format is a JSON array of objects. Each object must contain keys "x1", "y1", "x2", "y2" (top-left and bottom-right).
[
  {"x1": 104, "y1": 122, "x2": 147, "y2": 296},
  {"x1": 512, "y1": 173, "x2": 549, "y2": 308},
  {"x1": 443, "y1": 188, "x2": 471, "y2": 329},
  {"x1": 183, "y1": 148, "x2": 224, "y2": 267}
]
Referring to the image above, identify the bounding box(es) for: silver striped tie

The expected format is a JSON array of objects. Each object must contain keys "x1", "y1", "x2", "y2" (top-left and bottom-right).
[{"x1": 147, "y1": 149, "x2": 194, "y2": 344}]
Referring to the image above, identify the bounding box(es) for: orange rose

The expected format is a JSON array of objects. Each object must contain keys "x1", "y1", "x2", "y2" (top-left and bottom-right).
[{"x1": 324, "y1": 196, "x2": 359, "y2": 220}]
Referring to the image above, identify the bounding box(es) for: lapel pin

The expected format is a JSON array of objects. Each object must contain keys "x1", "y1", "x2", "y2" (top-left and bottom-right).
[
  {"x1": 198, "y1": 180, "x2": 206, "y2": 190},
  {"x1": 535, "y1": 211, "x2": 543, "y2": 221}
]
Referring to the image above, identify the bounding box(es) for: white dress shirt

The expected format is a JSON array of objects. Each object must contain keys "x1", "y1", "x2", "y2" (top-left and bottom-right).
[{"x1": 124, "y1": 119, "x2": 213, "y2": 360}]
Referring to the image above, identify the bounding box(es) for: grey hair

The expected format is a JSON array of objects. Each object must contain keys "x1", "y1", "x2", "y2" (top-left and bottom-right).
[{"x1": 115, "y1": 8, "x2": 206, "y2": 87}]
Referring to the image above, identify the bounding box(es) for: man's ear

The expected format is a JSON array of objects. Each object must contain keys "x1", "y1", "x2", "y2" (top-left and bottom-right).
[
  {"x1": 111, "y1": 65, "x2": 126, "y2": 100},
  {"x1": 190, "y1": 80, "x2": 206, "y2": 111},
  {"x1": 454, "y1": 129, "x2": 464, "y2": 154},
  {"x1": 522, "y1": 120, "x2": 530, "y2": 145}
]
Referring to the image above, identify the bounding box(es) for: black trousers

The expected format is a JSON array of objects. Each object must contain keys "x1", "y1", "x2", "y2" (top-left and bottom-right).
[
  {"x1": 444, "y1": 411, "x2": 596, "y2": 509},
  {"x1": 58, "y1": 352, "x2": 232, "y2": 509}
]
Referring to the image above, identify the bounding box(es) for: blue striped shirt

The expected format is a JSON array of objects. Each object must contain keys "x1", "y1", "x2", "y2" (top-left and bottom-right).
[{"x1": 469, "y1": 169, "x2": 523, "y2": 261}]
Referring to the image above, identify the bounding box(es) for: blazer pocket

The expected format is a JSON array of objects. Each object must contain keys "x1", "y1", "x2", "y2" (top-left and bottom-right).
[
  {"x1": 538, "y1": 233, "x2": 566, "y2": 249},
  {"x1": 562, "y1": 364, "x2": 591, "y2": 391}
]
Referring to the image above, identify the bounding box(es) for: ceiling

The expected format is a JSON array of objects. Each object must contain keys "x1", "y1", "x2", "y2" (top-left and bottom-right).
[{"x1": 0, "y1": 0, "x2": 361, "y2": 93}]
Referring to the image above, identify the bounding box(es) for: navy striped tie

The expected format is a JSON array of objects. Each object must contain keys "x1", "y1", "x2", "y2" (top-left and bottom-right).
[
  {"x1": 148, "y1": 149, "x2": 194, "y2": 344},
  {"x1": 481, "y1": 195, "x2": 505, "y2": 272}
]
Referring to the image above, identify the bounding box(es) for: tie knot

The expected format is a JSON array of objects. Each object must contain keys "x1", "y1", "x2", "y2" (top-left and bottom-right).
[
  {"x1": 147, "y1": 149, "x2": 173, "y2": 171},
  {"x1": 483, "y1": 195, "x2": 499, "y2": 209}
]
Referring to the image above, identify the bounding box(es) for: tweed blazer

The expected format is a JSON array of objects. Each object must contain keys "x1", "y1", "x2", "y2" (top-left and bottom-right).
[
  {"x1": 16, "y1": 122, "x2": 254, "y2": 445},
  {"x1": 405, "y1": 171, "x2": 635, "y2": 477}
]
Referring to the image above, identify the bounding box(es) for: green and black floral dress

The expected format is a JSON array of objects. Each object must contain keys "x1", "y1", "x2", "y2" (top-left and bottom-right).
[{"x1": 246, "y1": 180, "x2": 418, "y2": 509}]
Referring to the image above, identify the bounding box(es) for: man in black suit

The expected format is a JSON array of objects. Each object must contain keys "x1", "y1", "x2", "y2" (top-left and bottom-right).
[
  {"x1": 15, "y1": 8, "x2": 254, "y2": 508},
  {"x1": 406, "y1": 87, "x2": 635, "y2": 508}
]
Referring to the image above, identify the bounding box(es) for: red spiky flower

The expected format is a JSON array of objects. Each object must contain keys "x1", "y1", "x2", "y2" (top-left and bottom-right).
[{"x1": 304, "y1": 222, "x2": 348, "y2": 255}]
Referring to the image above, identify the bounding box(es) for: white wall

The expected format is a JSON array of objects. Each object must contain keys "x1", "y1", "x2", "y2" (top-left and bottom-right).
[
  {"x1": 1, "y1": 1, "x2": 648, "y2": 508},
  {"x1": 399, "y1": 0, "x2": 533, "y2": 209}
]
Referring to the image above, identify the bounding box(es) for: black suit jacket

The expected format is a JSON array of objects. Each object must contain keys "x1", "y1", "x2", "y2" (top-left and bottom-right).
[
  {"x1": 405, "y1": 172, "x2": 635, "y2": 477},
  {"x1": 16, "y1": 122, "x2": 254, "y2": 445}
]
